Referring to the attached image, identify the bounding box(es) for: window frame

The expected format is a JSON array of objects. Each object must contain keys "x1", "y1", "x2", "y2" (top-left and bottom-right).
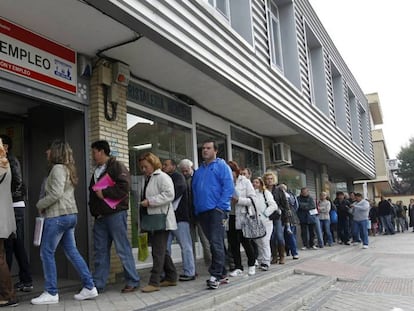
[
  {"x1": 266, "y1": 0, "x2": 284, "y2": 71},
  {"x1": 208, "y1": 0, "x2": 231, "y2": 20}
]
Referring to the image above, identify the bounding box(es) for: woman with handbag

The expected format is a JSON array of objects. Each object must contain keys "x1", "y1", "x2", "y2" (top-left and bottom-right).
[
  {"x1": 0, "y1": 139, "x2": 17, "y2": 307},
  {"x1": 227, "y1": 161, "x2": 257, "y2": 277},
  {"x1": 31, "y1": 140, "x2": 97, "y2": 305},
  {"x1": 139, "y1": 152, "x2": 177, "y2": 293},
  {"x1": 252, "y1": 177, "x2": 278, "y2": 271}
]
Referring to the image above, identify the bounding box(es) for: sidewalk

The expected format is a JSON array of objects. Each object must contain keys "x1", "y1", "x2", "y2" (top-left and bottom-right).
[{"x1": 6, "y1": 232, "x2": 414, "y2": 310}]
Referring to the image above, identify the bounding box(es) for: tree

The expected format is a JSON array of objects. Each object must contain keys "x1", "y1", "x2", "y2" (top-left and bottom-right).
[{"x1": 397, "y1": 137, "x2": 414, "y2": 194}]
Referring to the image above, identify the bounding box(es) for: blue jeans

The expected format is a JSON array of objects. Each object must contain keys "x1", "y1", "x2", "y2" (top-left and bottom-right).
[
  {"x1": 93, "y1": 211, "x2": 140, "y2": 289},
  {"x1": 271, "y1": 218, "x2": 285, "y2": 248},
  {"x1": 198, "y1": 209, "x2": 227, "y2": 280},
  {"x1": 380, "y1": 215, "x2": 395, "y2": 234},
  {"x1": 320, "y1": 219, "x2": 333, "y2": 245},
  {"x1": 353, "y1": 220, "x2": 369, "y2": 246},
  {"x1": 284, "y1": 225, "x2": 298, "y2": 256},
  {"x1": 314, "y1": 218, "x2": 324, "y2": 247},
  {"x1": 167, "y1": 221, "x2": 195, "y2": 276},
  {"x1": 40, "y1": 214, "x2": 94, "y2": 295}
]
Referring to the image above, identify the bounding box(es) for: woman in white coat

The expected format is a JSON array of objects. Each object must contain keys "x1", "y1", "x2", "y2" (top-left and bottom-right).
[
  {"x1": 227, "y1": 161, "x2": 257, "y2": 276},
  {"x1": 139, "y1": 152, "x2": 177, "y2": 293},
  {"x1": 0, "y1": 139, "x2": 17, "y2": 307},
  {"x1": 252, "y1": 177, "x2": 278, "y2": 271}
]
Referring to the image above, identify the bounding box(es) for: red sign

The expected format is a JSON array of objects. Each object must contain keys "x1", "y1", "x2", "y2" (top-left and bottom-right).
[{"x1": 0, "y1": 18, "x2": 77, "y2": 94}]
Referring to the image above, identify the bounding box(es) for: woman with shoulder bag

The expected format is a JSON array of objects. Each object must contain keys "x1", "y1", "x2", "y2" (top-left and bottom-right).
[
  {"x1": 139, "y1": 152, "x2": 177, "y2": 293},
  {"x1": 252, "y1": 177, "x2": 278, "y2": 271},
  {"x1": 227, "y1": 161, "x2": 257, "y2": 277}
]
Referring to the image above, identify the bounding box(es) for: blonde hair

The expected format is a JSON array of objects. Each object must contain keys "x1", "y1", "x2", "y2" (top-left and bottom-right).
[
  {"x1": 263, "y1": 171, "x2": 278, "y2": 184},
  {"x1": 139, "y1": 152, "x2": 162, "y2": 170},
  {"x1": 48, "y1": 140, "x2": 78, "y2": 186},
  {"x1": 253, "y1": 177, "x2": 266, "y2": 191}
]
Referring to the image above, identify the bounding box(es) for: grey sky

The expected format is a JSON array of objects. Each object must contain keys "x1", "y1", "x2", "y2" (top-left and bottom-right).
[{"x1": 308, "y1": 0, "x2": 414, "y2": 158}]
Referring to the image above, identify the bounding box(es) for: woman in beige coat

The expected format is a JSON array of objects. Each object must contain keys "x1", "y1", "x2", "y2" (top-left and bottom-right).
[
  {"x1": 139, "y1": 152, "x2": 177, "y2": 293},
  {"x1": 0, "y1": 138, "x2": 17, "y2": 307}
]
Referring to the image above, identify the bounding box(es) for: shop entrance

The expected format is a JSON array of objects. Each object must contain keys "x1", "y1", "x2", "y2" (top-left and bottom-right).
[{"x1": 0, "y1": 90, "x2": 88, "y2": 281}]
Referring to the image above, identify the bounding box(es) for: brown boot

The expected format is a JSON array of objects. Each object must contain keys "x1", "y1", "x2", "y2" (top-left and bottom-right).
[
  {"x1": 271, "y1": 245, "x2": 278, "y2": 264},
  {"x1": 278, "y1": 245, "x2": 285, "y2": 264}
]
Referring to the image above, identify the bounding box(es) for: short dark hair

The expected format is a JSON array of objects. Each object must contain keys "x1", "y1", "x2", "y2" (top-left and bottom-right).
[
  {"x1": 91, "y1": 140, "x2": 110, "y2": 156},
  {"x1": 0, "y1": 135, "x2": 12, "y2": 151},
  {"x1": 165, "y1": 159, "x2": 177, "y2": 167},
  {"x1": 202, "y1": 140, "x2": 218, "y2": 151},
  {"x1": 336, "y1": 191, "x2": 344, "y2": 196},
  {"x1": 355, "y1": 193, "x2": 363, "y2": 198}
]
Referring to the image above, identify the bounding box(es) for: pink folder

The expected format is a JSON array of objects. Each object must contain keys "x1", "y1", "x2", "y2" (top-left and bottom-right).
[{"x1": 92, "y1": 174, "x2": 124, "y2": 209}]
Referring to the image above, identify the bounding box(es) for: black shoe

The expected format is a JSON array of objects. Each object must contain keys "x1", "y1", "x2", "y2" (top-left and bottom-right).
[
  {"x1": 206, "y1": 277, "x2": 219, "y2": 289},
  {"x1": 14, "y1": 281, "x2": 33, "y2": 292},
  {"x1": 344, "y1": 242, "x2": 350, "y2": 245},
  {"x1": 0, "y1": 300, "x2": 18, "y2": 307},
  {"x1": 179, "y1": 275, "x2": 196, "y2": 281}
]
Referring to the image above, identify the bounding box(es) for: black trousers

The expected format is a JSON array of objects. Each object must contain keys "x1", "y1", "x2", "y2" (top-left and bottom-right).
[
  {"x1": 5, "y1": 208, "x2": 32, "y2": 284},
  {"x1": 300, "y1": 223, "x2": 315, "y2": 248},
  {"x1": 227, "y1": 215, "x2": 255, "y2": 270},
  {"x1": 149, "y1": 230, "x2": 177, "y2": 286}
]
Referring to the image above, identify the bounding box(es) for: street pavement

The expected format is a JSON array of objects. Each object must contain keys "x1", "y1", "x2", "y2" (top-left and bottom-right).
[{"x1": 5, "y1": 231, "x2": 414, "y2": 310}]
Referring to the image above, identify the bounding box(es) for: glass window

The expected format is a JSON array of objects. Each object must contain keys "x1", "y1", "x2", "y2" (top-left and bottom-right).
[
  {"x1": 231, "y1": 126, "x2": 262, "y2": 150},
  {"x1": 196, "y1": 124, "x2": 227, "y2": 165},
  {"x1": 277, "y1": 167, "x2": 306, "y2": 196},
  {"x1": 232, "y1": 145, "x2": 263, "y2": 179},
  {"x1": 128, "y1": 110, "x2": 193, "y2": 247},
  {"x1": 267, "y1": 0, "x2": 283, "y2": 70}
]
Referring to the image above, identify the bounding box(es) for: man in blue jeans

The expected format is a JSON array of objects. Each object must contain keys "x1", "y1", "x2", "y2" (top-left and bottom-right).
[
  {"x1": 350, "y1": 193, "x2": 370, "y2": 248},
  {"x1": 163, "y1": 159, "x2": 195, "y2": 281},
  {"x1": 192, "y1": 140, "x2": 234, "y2": 289},
  {"x1": 89, "y1": 140, "x2": 140, "y2": 293}
]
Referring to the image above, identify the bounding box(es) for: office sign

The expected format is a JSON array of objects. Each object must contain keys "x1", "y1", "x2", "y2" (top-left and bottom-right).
[{"x1": 0, "y1": 18, "x2": 77, "y2": 94}]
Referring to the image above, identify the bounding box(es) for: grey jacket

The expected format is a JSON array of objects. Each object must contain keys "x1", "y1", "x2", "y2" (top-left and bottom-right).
[
  {"x1": 0, "y1": 166, "x2": 16, "y2": 238},
  {"x1": 352, "y1": 199, "x2": 370, "y2": 222},
  {"x1": 36, "y1": 164, "x2": 78, "y2": 218}
]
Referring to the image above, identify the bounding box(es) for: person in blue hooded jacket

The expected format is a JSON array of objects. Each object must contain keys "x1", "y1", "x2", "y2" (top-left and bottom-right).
[{"x1": 192, "y1": 140, "x2": 234, "y2": 290}]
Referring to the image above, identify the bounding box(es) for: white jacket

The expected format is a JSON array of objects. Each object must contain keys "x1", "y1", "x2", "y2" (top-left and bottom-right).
[
  {"x1": 234, "y1": 175, "x2": 256, "y2": 230},
  {"x1": 144, "y1": 169, "x2": 177, "y2": 231},
  {"x1": 255, "y1": 189, "x2": 278, "y2": 223}
]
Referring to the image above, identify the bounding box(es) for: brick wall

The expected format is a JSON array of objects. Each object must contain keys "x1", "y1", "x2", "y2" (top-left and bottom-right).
[{"x1": 89, "y1": 61, "x2": 134, "y2": 284}]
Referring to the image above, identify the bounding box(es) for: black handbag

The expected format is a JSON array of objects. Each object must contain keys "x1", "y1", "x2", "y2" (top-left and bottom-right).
[
  {"x1": 141, "y1": 205, "x2": 170, "y2": 233},
  {"x1": 241, "y1": 197, "x2": 266, "y2": 239}
]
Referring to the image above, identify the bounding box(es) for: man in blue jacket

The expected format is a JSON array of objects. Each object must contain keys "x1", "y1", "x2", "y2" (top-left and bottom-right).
[{"x1": 192, "y1": 140, "x2": 234, "y2": 289}]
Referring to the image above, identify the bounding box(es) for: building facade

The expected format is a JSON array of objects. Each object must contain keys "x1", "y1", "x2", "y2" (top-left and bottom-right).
[
  {"x1": 0, "y1": 0, "x2": 375, "y2": 281},
  {"x1": 354, "y1": 93, "x2": 395, "y2": 201}
]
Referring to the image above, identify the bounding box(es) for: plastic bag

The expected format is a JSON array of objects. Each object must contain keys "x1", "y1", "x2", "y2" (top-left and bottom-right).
[{"x1": 138, "y1": 232, "x2": 149, "y2": 262}]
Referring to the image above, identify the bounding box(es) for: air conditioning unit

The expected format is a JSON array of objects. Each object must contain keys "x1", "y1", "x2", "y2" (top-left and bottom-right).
[{"x1": 271, "y1": 142, "x2": 292, "y2": 166}]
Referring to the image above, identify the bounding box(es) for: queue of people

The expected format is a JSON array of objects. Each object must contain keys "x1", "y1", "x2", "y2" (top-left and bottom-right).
[{"x1": 0, "y1": 136, "x2": 413, "y2": 306}]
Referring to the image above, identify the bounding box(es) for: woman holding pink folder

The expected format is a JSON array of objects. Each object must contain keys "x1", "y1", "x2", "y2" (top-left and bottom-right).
[{"x1": 31, "y1": 140, "x2": 98, "y2": 305}]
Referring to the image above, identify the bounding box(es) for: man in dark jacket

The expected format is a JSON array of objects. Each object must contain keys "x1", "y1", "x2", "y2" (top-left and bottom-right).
[
  {"x1": 163, "y1": 159, "x2": 195, "y2": 281},
  {"x1": 263, "y1": 172, "x2": 287, "y2": 264},
  {"x1": 333, "y1": 191, "x2": 351, "y2": 245},
  {"x1": 0, "y1": 134, "x2": 33, "y2": 292},
  {"x1": 378, "y1": 197, "x2": 395, "y2": 235},
  {"x1": 297, "y1": 188, "x2": 318, "y2": 249},
  {"x1": 89, "y1": 140, "x2": 139, "y2": 293}
]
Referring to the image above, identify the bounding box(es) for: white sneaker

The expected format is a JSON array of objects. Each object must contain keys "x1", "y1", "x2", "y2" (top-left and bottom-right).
[
  {"x1": 31, "y1": 292, "x2": 59, "y2": 305},
  {"x1": 255, "y1": 259, "x2": 259, "y2": 267},
  {"x1": 352, "y1": 242, "x2": 360, "y2": 246},
  {"x1": 229, "y1": 269, "x2": 243, "y2": 277},
  {"x1": 248, "y1": 266, "x2": 256, "y2": 276},
  {"x1": 362, "y1": 245, "x2": 369, "y2": 249},
  {"x1": 74, "y1": 287, "x2": 98, "y2": 301}
]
